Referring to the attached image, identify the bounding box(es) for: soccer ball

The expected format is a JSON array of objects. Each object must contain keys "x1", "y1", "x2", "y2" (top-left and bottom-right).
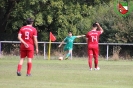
[{"x1": 58, "y1": 56, "x2": 63, "y2": 60}]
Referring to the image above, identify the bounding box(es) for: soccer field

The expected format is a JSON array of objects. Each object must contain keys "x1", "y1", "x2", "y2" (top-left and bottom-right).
[{"x1": 0, "y1": 56, "x2": 133, "y2": 88}]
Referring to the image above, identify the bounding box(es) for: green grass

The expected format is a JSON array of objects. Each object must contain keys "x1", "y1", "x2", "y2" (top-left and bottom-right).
[{"x1": 0, "y1": 56, "x2": 133, "y2": 88}]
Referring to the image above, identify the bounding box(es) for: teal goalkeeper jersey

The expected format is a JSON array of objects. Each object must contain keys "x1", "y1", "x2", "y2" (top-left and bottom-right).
[{"x1": 63, "y1": 36, "x2": 77, "y2": 51}]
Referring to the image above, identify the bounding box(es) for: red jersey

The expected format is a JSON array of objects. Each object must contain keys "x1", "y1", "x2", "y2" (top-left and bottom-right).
[
  {"x1": 18, "y1": 25, "x2": 37, "y2": 50},
  {"x1": 86, "y1": 30, "x2": 102, "y2": 48}
]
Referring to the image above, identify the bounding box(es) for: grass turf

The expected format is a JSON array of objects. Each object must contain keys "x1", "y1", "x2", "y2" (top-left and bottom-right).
[{"x1": 0, "y1": 56, "x2": 133, "y2": 88}]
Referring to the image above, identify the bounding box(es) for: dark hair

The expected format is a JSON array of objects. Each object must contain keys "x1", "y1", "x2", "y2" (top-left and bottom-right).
[
  {"x1": 26, "y1": 18, "x2": 34, "y2": 25},
  {"x1": 92, "y1": 23, "x2": 97, "y2": 27},
  {"x1": 68, "y1": 31, "x2": 72, "y2": 33}
]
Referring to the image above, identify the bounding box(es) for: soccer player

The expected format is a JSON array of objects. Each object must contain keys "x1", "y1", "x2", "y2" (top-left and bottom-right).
[
  {"x1": 58, "y1": 31, "x2": 85, "y2": 60},
  {"x1": 17, "y1": 18, "x2": 38, "y2": 76},
  {"x1": 86, "y1": 22, "x2": 103, "y2": 71}
]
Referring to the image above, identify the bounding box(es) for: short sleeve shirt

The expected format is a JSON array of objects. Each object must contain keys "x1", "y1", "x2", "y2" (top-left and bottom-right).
[
  {"x1": 86, "y1": 30, "x2": 102, "y2": 48},
  {"x1": 63, "y1": 36, "x2": 77, "y2": 51},
  {"x1": 18, "y1": 25, "x2": 37, "y2": 50}
]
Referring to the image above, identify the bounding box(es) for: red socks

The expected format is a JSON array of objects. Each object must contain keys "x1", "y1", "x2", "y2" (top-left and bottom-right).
[
  {"x1": 27, "y1": 62, "x2": 32, "y2": 74},
  {"x1": 17, "y1": 63, "x2": 32, "y2": 74},
  {"x1": 94, "y1": 59, "x2": 98, "y2": 68},
  {"x1": 88, "y1": 55, "x2": 98, "y2": 68},
  {"x1": 94, "y1": 56, "x2": 98, "y2": 68},
  {"x1": 17, "y1": 64, "x2": 22, "y2": 72},
  {"x1": 88, "y1": 55, "x2": 93, "y2": 68}
]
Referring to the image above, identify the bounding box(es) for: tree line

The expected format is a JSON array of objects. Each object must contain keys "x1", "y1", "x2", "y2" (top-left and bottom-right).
[{"x1": 0, "y1": 0, "x2": 133, "y2": 59}]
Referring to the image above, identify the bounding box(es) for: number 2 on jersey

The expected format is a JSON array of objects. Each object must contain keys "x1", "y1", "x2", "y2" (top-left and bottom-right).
[{"x1": 25, "y1": 31, "x2": 29, "y2": 40}]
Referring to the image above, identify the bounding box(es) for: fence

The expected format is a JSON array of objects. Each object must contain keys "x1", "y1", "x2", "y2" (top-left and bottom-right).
[{"x1": 0, "y1": 41, "x2": 133, "y2": 60}]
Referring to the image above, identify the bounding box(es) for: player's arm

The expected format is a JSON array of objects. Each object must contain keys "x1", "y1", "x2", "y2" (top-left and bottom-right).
[
  {"x1": 58, "y1": 40, "x2": 65, "y2": 48},
  {"x1": 18, "y1": 34, "x2": 29, "y2": 48},
  {"x1": 96, "y1": 23, "x2": 104, "y2": 33},
  {"x1": 76, "y1": 35, "x2": 85, "y2": 38},
  {"x1": 33, "y1": 36, "x2": 38, "y2": 54}
]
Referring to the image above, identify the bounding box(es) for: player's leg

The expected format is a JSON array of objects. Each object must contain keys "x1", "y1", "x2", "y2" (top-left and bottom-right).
[
  {"x1": 26, "y1": 50, "x2": 34, "y2": 76},
  {"x1": 63, "y1": 46, "x2": 68, "y2": 59},
  {"x1": 88, "y1": 49, "x2": 93, "y2": 70},
  {"x1": 65, "y1": 49, "x2": 72, "y2": 60},
  {"x1": 93, "y1": 48, "x2": 99, "y2": 69},
  {"x1": 17, "y1": 59, "x2": 24, "y2": 76},
  {"x1": 63, "y1": 46, "x2": 72, "y2": 60},
  {"x1": 17, "y1": 50, "x2": 26, "y2": 76},
  {"x1": 62, "y1": 50, "x2": 66, "y2": 58}
]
